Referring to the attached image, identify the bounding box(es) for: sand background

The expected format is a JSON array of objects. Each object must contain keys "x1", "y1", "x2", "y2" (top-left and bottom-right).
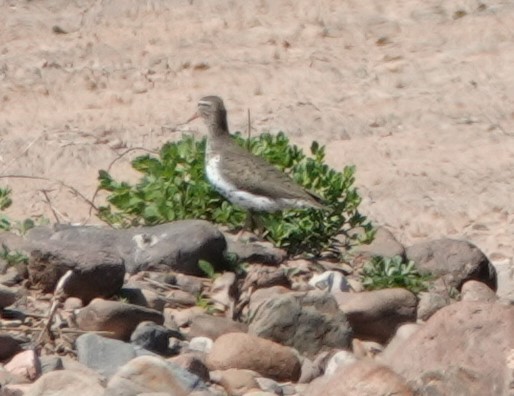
[{"x1": 0, "y1": 0, "x2": 513, "y2": 264}]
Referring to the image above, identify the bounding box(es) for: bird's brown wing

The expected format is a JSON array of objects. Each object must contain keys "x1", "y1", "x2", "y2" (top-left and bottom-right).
[{"x1": 218, "y1": 138, "x2": 325, "y2": 207}]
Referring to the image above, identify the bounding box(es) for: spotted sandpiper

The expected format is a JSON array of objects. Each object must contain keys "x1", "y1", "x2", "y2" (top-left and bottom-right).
[{"x1": 194, "y1": 96, "x2": 325, "y2": 232}]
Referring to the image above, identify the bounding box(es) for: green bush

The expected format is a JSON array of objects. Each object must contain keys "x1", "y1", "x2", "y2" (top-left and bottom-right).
[
  {"x1": 98, "y1": 132, "x2": 373, "y2": 255},
  {"x1": 361, "y1": 255, "x2": 431, "y2": 294}
]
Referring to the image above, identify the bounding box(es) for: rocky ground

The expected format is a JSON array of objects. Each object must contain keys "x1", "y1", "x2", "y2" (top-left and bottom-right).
[
  {"x1": 1, "y1": 0, "x2": 514, "y2": 395},
  {"x1": 0, "y1": 220, "x2": 512, "y2": 395}
]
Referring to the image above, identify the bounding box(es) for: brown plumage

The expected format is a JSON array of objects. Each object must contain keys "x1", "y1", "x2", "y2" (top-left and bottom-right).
[{"x1": 198, "y1": 96, "x2": 325, "y2": 213}]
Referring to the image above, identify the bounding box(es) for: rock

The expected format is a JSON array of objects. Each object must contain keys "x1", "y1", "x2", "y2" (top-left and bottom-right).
[
  {"x1": 27, "y1": 221, "x2": 227, "y2": 275},
  {"x1": 416, "y1": 290, "x2": 451, "y2": 321},
  {"x1": 188, "y1": 314, "x2": 248, "y2": 340},
  {"x1": 0, "y1": 266, "x2": 23, "y2": 287},
  {"x1": 63, "y1": 296, "x2": 83, "y2": 310},
  {"x1": 492, "y1": 258, "x2": 514, "y2": 301},
  {"x1": 119, "y1": 288, "x2": 166, "y2": 312},
  {"x1": 225, "y1": 236, "x2": 286, "y2": 265},
  {"x1": 130, "y1": 321, "x2": 171, "y2": 355},
  {"x1": 242, "y1": 265, "x2": 290, "y2": 291},
  {"x1": 337, "y1": 288, "x2": 417, "y2": 343},
  {"x1": 352, "y1": 226, "x2": 406, "y2": 259},
  {"x1": 324, "y1": 351, "x2": 358, "y2": 376},
  {"x1": 461, "y1": 280, "x2": 497, "y2": 302},
  {"x1": 168, "y1": 353, "x2": 210, "y2": 382},
  {"x1": 188, "y1": 337, "x2": 214, "y2": 353},
  {"x1": 174, "y1": 273, "x2": 205, "y2": 295},
  {"x1": 165, "y1": 289, "x2": 197, "y2": 308},
  {"x1": 305, "y1": 360, "x2": 414, "y2": 396},
  {"x1": 352, "y1": 339, "x2": 384, "y2": 359},
  {"x1": 0, "y1": 283, "x2": 17, "y2": 308},
  {"x1": 76, "y1": 333, "x2": 137, "y2": 378},
  {"x1": 382, "y1": 301, "x2": 514, "y2": 395},
  {"x1": 255, "y1": 377, "x2": 288, "y2": 395},
  {"x1": 166, "y1": 306, "x2": 205, "y2": 327},
  {"x1": 206, "y1": 332, "x2": 301, "y2": 382},
  {"x1": 76, "y1": 299, "x2": 164, "y2": 341},
  {"x1": 24, "y1": 370, "x2": 105, "y2": 396},
  {"x1": 210, "y1": 272, "x2": 237, "y2": 311},
  {"x1": 379, "y1": 323, "x2": 422, "y2": 363},
  {"x1": 39, "y1": 356, "x2": 63, "y2": 374},
  {"x1": 249, "y1": 290, "x2": 352, "y2": 357},
  {"x1": 247, "y1": 286, "x2": 290, "y2": 313},
  {"x1": 28, "y1": 246, "x2": 124, "y2": 303},
  {"x1": 105, "y1": 355, "x2": 206, "y2": 396},
  {"x1": 214, "y1": 368, "x2": 260, "y2": 396},
  {"x1": 0, "y1": 334, "x2": 23, "y2": 360},
  {"x1": 299, "y1": 356, "x2": 323, "y2": 384},
  {"x1": 406, "y1": 238, "x2": 497, "y2": 291},
  {"x1": 5, "y1": 350, "x2": 41, "y2": 383},
  {"x1": 308, "y1": 271, "x2": 351, "y2": 293}
]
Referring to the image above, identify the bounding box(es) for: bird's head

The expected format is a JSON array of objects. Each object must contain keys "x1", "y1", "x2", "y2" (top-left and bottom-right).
[{"x1": 195, "y1": 96, "x2": 229, "y2": 136}]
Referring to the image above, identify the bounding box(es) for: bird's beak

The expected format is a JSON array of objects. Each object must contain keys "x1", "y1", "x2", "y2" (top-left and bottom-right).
[{"x1": 185, "y1": 111, "x2": 200, "y2": 124}]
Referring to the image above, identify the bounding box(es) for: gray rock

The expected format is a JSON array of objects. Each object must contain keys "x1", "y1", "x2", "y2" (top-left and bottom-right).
[
  {"x1": 105, "y1": 355, "x2": 206, "y2": 396},
  {"x1": 0, "y1": 283, "x2": 17, "y2": 308},
  {"x1": 39, "y1": 356, "x2": 64, "y2": 374},
  {"x1": 188, "y1": 314, "x2": 248, "y2": 340},
  {"x1": 76, "y1": 333, "x2": 137, "y2": 378},
  {"x1": 406, "y1": 238, "x2": 497, "y2": 291},
  {"x1": 249, "y1": 290, "x2": 352, "y2": 358},
  {"x1": 337, "y1": 288, "x2": 417, "y2": 343},
  {"x1": 0, "y1": 333, "x2": 23, "y2": 360},
  {"x1": 119, "y1": 287, "x2": 166, "y2": 312},
  {"x1": 169, "y1": 353, "x2": 210, "y2": 383},
  {"x1": 28, "y1": 246, "x2": 124, "y2": 303},
  {"x1": 352, "y1": 226, "x2": 406, "y2": 260},
  {"x1": 416, "y1": 291, "x2": 451, "y2": 321},
  {"x1": 492, "y1": 258, "x2": 514, "y2": 302},
  {"x1": 225, "y1": 236, "x2": 286, "y2": 265},
  {"x1": 130, "y1": 321, "x2": 171, "y2": 355},
  {"x1": 27, "y1": 220, "x2": 227, "y2": 275},
  {"x1": 0, "y1": 266, "x2": 24, "y2": 286},
  {"x1": 76, "y1": 298, "x2": 164, "y2": 341}
]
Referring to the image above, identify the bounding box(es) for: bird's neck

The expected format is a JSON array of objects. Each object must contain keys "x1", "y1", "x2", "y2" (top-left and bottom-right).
[{"x1": 207, "y1": 110, "x2": 229, "y2": 138}]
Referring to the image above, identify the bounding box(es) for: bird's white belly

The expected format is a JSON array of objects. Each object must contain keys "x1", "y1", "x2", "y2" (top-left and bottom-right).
[{"x1": 206, "y1": 155, "x2": 284, "y2": 212}]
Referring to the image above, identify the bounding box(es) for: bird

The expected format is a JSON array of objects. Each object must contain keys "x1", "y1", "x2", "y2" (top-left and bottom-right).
[{"x1": 195, "y1": 95, "x2": 325, "y2": 234}]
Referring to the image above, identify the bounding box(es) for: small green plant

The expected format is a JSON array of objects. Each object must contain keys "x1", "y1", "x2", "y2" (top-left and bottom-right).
[
  {"x1": 198, "y1": 260, "x2": 217, "y2": 279},
  {"x1": 0, "y1": 187, "x2": 12, "y2": 211},
  {"x1": 98, "y1": 132, "x2": 373, "y2": 256},
  {"x1": 0, "y1": 244, "x2": 29, "y2": 267},
  {"x1": 361, "y1": 255, "x2": 431, "y2": 294},
  {"x1": 0, "y1": 187, "x2": 43, "y2": 234}
]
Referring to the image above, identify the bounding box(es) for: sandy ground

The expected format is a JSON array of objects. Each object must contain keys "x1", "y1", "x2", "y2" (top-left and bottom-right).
[{"x1": 0, "y1": 0, "x2": 513, "y2": 264}]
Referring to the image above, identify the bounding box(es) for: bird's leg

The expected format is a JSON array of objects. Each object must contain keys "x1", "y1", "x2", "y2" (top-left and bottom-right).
[{"x1": 236, "y1": 210, "x2": 255, "y2": 241}]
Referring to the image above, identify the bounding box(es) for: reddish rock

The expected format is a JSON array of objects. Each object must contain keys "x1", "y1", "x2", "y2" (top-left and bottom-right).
[
  {"x1": 105, "y1": 356, "x2": 193, "y2": 396},
  {"x1": 214, "y1": 368, "x2": 260, "y2": 396},
  {"x1": 76, "y1": 298, "x2": 163, "y2": 341},
  {"x1": 188, "y1": 314, "x2": 248, "y2": 340},
  {"x1": 305, "y1": 360, "x2": 414, "y2": 396},
  {"x1": 461, "y1": 280, "x2": 497, "y2": 302},
  {"x1": 337, "y1": 288, "x2": 417, "y2": 343},
  {"x1": 206, "y1": 333, "x2": 301, "y2": 382},
  {"x1": 5, "y1": 350, "x2": 41, "y2": 383},
  {"x1": 382, "y1": 301, "x2": 514, "y2": 395},
  {"x1": 24, "y1": 370, "x2": 104, "y2": 396}
]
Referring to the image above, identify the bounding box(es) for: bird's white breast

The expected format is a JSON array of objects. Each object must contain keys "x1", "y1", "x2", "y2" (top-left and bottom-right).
[{"x1": 206, "y1": 155, "x2": 285, "y2": 212}]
